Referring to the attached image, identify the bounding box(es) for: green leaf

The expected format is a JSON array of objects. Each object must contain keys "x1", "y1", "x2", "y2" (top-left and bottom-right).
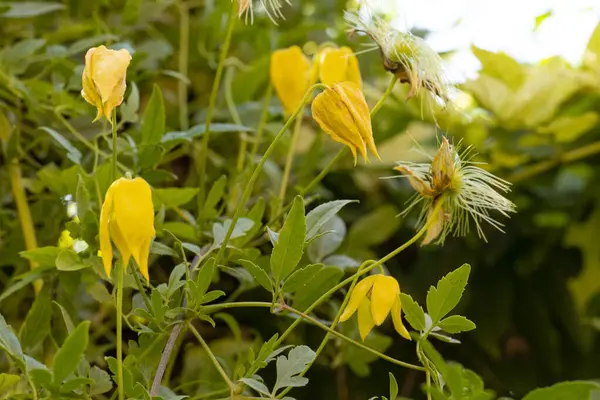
[
  {"x1": 238, "y1": 260, "x2": 273, "y2": 293},
  {"x1": 162, "y1": 123, "x2": 254, "y2": 150},
  {"x1": 271, "y1": 196, "x2": 306, "y2": 283},
  {"x1": 347, "y1": 205, "x2": 401, "y2": 248},
  {"x1": 53, "y1": 302, "x2": 75, "y2": 335},
  {"x1": 534, "y1": 11, "x2": 552, "y2": 31},
  {"x1": 67, "y1": 34, "x2": 119, "y2": 56},
  {"x1": 438, "y1": 315, "x2": 476, "y2": 334},
  {"x1": 522, "y1": 381, "x2": 600, "y2": 400},
  {"x1": 399, "y1": 293, "x2": 426, "y2": 332},
  {"x1": 153, "y1": 188, "x2": 199, "y2": 210},
  {"x1": 471, "y1": 45, "x2": 525, "y2": 89},
  {"x1": 19, "y1": 287, "x2": 51, "y2": 350},
  {"x1": 389, "y1": 372, "x2": 398, "y2": 400},
  {"x1": 240, "y1": 377, "x2": 270, "y2": 396},
  {"x1": 120, "y1": 82, "x2": 140, "y2": 123},
  {"x1": 0, "y1": 373, "x2": 20, "y2": 392},
  {"x1": 282, "y1": 264, "x2": 323, "y2": 293},
  {"x1": 307, "y1": 216, "x2": 346, "y2": 263},
  {"x1": 538, "y1": 112, "x2": 598, "y2": 143},
  {"x1": 213, "y1": 218, "x2": 254, "y2": 245},
  {"x1": 55, "y1": 250, "x2": 88, "y2": 271},
  {"x1": 76, "y1": 175, "x2": 91, "y2": 221},
  {"x1": 426, "y1": 264, "x2": 471, "y2": 324},
  {"x1": 39, "y1": 127, "x2": 82, "y2": 164},
  {"x1": 141, "y1": 84, "x2": 166, "y2": 146},
  {"x1": 305, "y1": 200, "x2": 356, "y2": 241},
  {"x1": 0, "y1": 314, "x2": 23, "y2": 361},
  {"x1": 1, "y1": 2, "x2": 65, "y2": 18},
  {"x1": 53, "y1": 321, "x2": 90, "y2": 384},
  {"x1": 586, "y1": 21, "x2": 600, "y2": 62},
  {"x1": 19, "y1": 246, "x2": 61, "y2": 266},
  {"x1": 273, "y1": 345, "x2": 316, "y2": 393},
  {"x1": 89, "y1": 366, "x2": 113, "y2": 395},
  {"x1": 123, "y1": 0, "x2": 142, "y2": 24},
  {"x1": 293, "y1": 266, "x2": 343, "y2": 312},
  {"x1": 204, "y1": 175, "x2": 227, "y2": 216},
  {"x1": 194, "y1": 258, "x2": 216, "y2": 300}
]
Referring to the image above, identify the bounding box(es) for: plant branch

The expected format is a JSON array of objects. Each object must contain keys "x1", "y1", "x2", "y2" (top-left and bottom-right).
[{"x1": 188, "y1": 323, "x2": 234, "y2": 389}]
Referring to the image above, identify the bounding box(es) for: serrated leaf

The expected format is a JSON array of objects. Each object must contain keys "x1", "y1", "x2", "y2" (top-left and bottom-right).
[
  {"x1": 523, "y1": 381, "x2": 600, "y2": 400},
  {"x1": 305, "y1": 200, "x2": 356, "y2": 241},
  {"x1": 282, "y1": 264, "x2": 323, "y2": 293},
  {"x1": 438, "y1": 315, "x2": 476, "y2": 334},
  {"x1": 273, "y1": 345, "x2": 316, "y2": 393},
  {"x1": 53, "y1": 321, "x2": 90, "y2": 384},
  {"x1": 399, "y1": 293, "x2": 426, "y2": 332},
  {"x1": 238, "y1": 259, "x2": 273, "y2": 293},
  {"x1": 271, "y1": 196, "x2": 306, "y2": 283},
  {"x1": 426, "y1": 264, "x2": 471, "y2": 325}
]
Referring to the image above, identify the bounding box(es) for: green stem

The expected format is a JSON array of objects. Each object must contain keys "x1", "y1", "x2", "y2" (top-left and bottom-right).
[
  {"x1": 426, "y1": 369, "x2": 432, "y2": 400},
  {"x1": 275, "y1": 198, "x2": 444, "y2": 346},
  {"x1": 129, "y1": 263, "x2": 151, "y2": 311},
  {"x1": 277, "y1": 113, "x2": 303, "y2": 209},
  {"x1": 178, "y1": 0, "x2": 190, "y2": 131},
  {"x1": 370, "y1": 76, "x2": 398, "y2": 116},
  {"x1": 249, "y1": 84, "x2": 273, "y2": 162},
  {"x1": 198, "y1": 0, "x2": 237, "y2": 208},
  {"x1": 111, "y1": 111, "x2": 118, "y2": 181},
  {"x1": 202, "y1": 301, "x2": 271, "y2": 314},
  {"x1": 188, "y1": 323, "x2": 234, "y2": 389},
  {"x1": 187, "y1": 388, "x2": 230, "y2": 400},
  {"x1": 281, "y1": 304, "x2": 424, "y2": 371},
  {"x1": 213, "y1": 83, "x2": 327, "y2": 266},
  {"x1": 116, "y1": 262, "x2": 125, "y2": 400}
]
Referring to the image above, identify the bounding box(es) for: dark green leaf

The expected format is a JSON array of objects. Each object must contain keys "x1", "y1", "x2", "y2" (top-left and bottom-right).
[
  {"x1": 19, "y1": 287, "x2": 52, "y2": 350},
  {"x1": 347, "y1": 205, "x2": 401, "y2": 248},
  {"x1": 53, "y1": 321, "x2": 90, "y2": 384},
  {"x1": 282, "y1": 264, "x2": 323, "y2": 293},
  {"x1": 153, "y1": 188, "x2": 199, "y2": 210},
  {"x1": 522, "y1": 381, "x2": 600, "y2": 400},
  {"x1": 293, "y1": 266, "x2": 343, "y2": 311},
  {"x1": 426, "y1": 264, "x2": 471, "y2": 324},
  {"x1": 389, "y1": 372, "x2": 398, "y2": 400},
  {"x1": 141, "y1": 85, "x2": 166, "y2": 146},
  {"x1": 53, "y1": 302, "x2": 75, "y2": 334},
  {"x1": 271, "y1": 196, "x2": 306, "y2": 283},
  {"x1": 39, "y1": 127, "x2": 82, "y2": 164}
]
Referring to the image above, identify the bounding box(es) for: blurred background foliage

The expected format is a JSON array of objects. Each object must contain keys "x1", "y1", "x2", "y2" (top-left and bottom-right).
[{"x1": 1, "y1": 0, "x2": 600, "y2": 399}]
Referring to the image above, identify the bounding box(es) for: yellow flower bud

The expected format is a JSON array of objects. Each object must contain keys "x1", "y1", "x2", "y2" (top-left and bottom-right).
[
  {"x1": 318, "y1": 46, "x2": 361, "y2": 86},
  {"x1": 58, "y1": 230, "x2": 74, "y2": 249},
  {"x1": 340, "y1": 275, "x2": 411, "y2": 341},
  {"x1": 270, "y1": 46, "x2": 312, "y2": 115},
  {"x1": 81, "y1": 45, "x2": 132, "y2": 123},
  {"x1": 311, "y1": 81, "x2": 379, "y2": 164},
  {"x1": 99, "y1": 177, "x2": 155, "y2": 281}
]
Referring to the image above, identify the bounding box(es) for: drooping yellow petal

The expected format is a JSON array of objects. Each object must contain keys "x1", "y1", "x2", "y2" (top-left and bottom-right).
[
  {"x1": 319, "y1": 47, "x2": 361, "y2": 86},
  {"x1": 339, "y1": 275, "x2": 377, "y2": 322},
  {"x1": 270, "y1": 46, "x2": 312, "y2": 115},
  {"x1": 312, "y1": 82, "x2": 377, "y2": 164},
  {"x1": 110, "y1": 215, "x2": 132, "y2": 269},
  {"x1": 370, "y1": 275, "x2": 400, "y2": 326},
  {"x1": 394, "y1": 165, "x2": 436, "y2": 197},
  {"x1": 422, "y1": 204, "x2": 445, "y2": 246},
  {"x1": 135, "y1": 237, "x2": 152, "y2": 281},
  {"x1": 391, "y1": 296, "x2": 411, "y2": 340},
  {"x1": 357, "y1": 298, "x2": 376, "y2": 341},
  {"x1": 99, "y1": 181, "x2": 116, "y2": 277}
]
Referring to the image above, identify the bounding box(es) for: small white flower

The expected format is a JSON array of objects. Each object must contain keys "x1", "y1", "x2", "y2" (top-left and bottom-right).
[
  {"x1": 66, "y1": 202, "x2": 78, "y2": 219},
  {"x1": 238, "y1": 0, "x2": 291, "y2": 24},
  {"x1": 72, "y1": 239, "x2": 89, "y2": 254},
  {"x1": 392, "y1": 137, "x2": 516, "y2": 244}
]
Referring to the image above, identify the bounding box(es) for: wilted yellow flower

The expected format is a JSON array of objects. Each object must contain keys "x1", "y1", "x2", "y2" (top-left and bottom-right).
[
  {"x1": 58, "y1": 230, "x2": 74, "y2": 249},
  {"x1": 318, "y1": 46, "x2": 361, "y2": 86},
  {"x1": 81, "y1": 45, "x2": 132, "y2": 123},
  {"x1": 394, "y1": 137, "x2": 516, "y2": 245},
  {"x1": 312, "y1": 81, "x2": 379, "y2": 164},
  {"x1": 270, "y1": 46, "x2": 312, "y2": 115},
  {"x1": 99, "y1": 177, "x2": 155, "y2": 280},
  {"x1": 340, "y1": 274, "x2": 411, "y2": 341}
]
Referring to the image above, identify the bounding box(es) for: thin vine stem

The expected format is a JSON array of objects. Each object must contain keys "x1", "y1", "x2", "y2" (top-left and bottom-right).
[
  {"x1": 249, "y1": 84, "x2": 273, "y2": 162},
  {"x1": 188, "y1": 323, "x2": 234, "y2": 390},
  {"x1": 178, "y1": 0, "x2": 190, "y2": 131},
  {"x1": 277, "y1": 112, "x2": 303, "y2": 210},
  {"x1": 198, "y1": 0, "x2": 238, "y2": 208},
  {"x1": 115, "y1": 262, "x2": 125, "y2": 400},
  {"x1": 213, "y1": 83, "x2": 328, "y2": 266},
  {"x1": 111, "y1": 110, "x2": 118, "y2": 181}
]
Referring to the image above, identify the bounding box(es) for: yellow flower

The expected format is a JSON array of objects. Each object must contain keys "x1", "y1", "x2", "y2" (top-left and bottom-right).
[
  {"x1": 99, "y1": 177, "x2": 155, "y2": 280},
  {"x1": 58, "y1": 230, "x2": 74, "y2": 249},
  {"x1": 81, "y1": 45, "x2": 132, "y2": 123},
  {"x1": 317, "y1": 46, "x2": 361, "y2": 86},
  {"x1": 270, "y1": 46, "x2": 312, "y2": 115},
  {"x1": 311, "y1": 81, "x2": 379, "y2": 164},
  {"x1": 339, "y1": 274, "x2": 411, "y2": 341}
]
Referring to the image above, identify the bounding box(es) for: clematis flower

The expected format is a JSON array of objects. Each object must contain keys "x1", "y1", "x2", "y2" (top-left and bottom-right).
[
  {"x1": 270, "y1": 46, "x2": 312, "y2": 115},
  {"x1": 340, "y1": 274, "x2": 411, "y2": 341},
  {"x1": 311, "y1": 81, "x2": 379, "y2": 164},
  {"x1": 81, "y1": 45, "x2": 132, "y2": 123},
  {"x1": 238, "y1": 0, "x2": 291, "y2": 24},
  {"x1": 317, "y1": 46, "x2": 361, "y2": 86},
  {"x1": 99, "y1": 177, "x2": 155, "y2": 280},
  {"x1": 393, "y1": 137, "x2": 516, "y2": 245},
  {"x1": 345, "y1": 11, "x2": 451, "y2": 105}
]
